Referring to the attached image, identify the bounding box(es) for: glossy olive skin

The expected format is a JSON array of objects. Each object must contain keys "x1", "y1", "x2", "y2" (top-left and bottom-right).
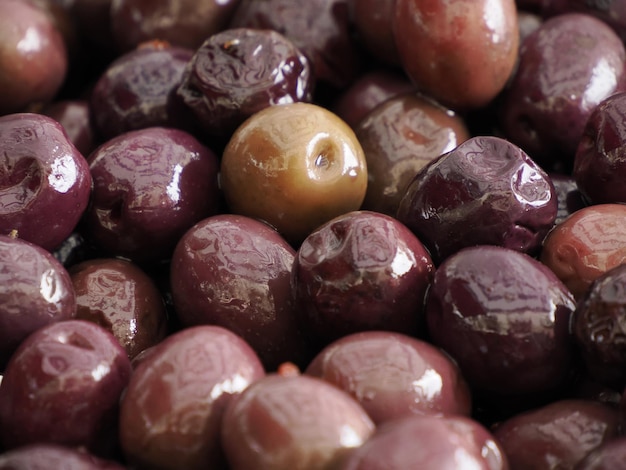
[
  {"x1": 220, "y1": 102, "x2": 368, "y2": 245},
  {"x1": 425, "y1": 245, "x2": 576, "y2": 397},
  {"x1": 493, "y1": 400, "x2": 620, "y2": 470},
  {"x1": 393, "y1": 0, "x2": 519, "y2": 110},
  {"x1": 540, "y1": 204, "x2": 626, "y2": 300},
  {"x1": 84, "y1": 127, "x2": 220, "y2": 263},
  {"x1": 574, "y1": 92, "x2": 626, "y2": 205},
  {"x1": 545, "y1": 0, "x2": 626, "y2": 43},
  {"x1": 572, "y1": 264, "x2": 626, "y2": 388},
  {"x1": 339, "y1": 414, "x2": 509, "y2": 470},
  {"x1": 90, "y1": 42, "x2": 196, "y2": 140},
  {"x1": 177, "y1": 28, "x2": 314, "y2": 139},
  {"x1": 549, "y1": 172, "x2": 587, "y2": 227},
  {"x1": 229, "y1": 0, "x2": 361, "y2": 89},
  {"x1": 119, "y1": 325, "x2": 265, "y2": 470},
  {"x1": 70, "y1": 258, "x2": 169, "y2": 360},
  {"x1": 576, "y1": 436, "x2": 626, "y2": 470},
  {"x1": 292, "y1": 211, "x2": 435, "y2": 347},
  {"x1": 0, "y1": 320, "x2": 132, "y2": 456},
  {"x1": 0, "y1": 0, "x2": 67, "y2": 114},
  {"x1": 41, "y1": 100, "x2": 97, "y2": 157},
  {"x1": 111, "y1": 0, "x2": 241, "y2": 52},
  {"x1": 0, "y1": 444, "x2": 125, "y2": 470},
  {"x1": 0, "y1": 234, "x2": 76, "y2": 370},
  {"x1": 396, "y1": 136, "x2": 557, "y2": 264},
  {"x1": 221, "y1": 373, "x2": 375, "y2": 470},
  {"x1": 331, "y1": 69, "x2": 416, "y2": 129},
  {"x1": 356, "y1": 92, "x2": 470, "y2": 217},
  {"x1": 0, "y1": 113, "x2": 92, "y2": 251},
  {"x1": 305, "y1": 331, "x2": 472, "y2": 424},
  {"x1": 170, "y1": 214, "x2": 311, "y2": 370},
  {"x1": 499, "y1": 13, "x2": 626, "y2": 170}
]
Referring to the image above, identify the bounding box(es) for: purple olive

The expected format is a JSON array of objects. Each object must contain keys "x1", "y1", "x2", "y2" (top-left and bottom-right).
[
  {"x1": 41, "y1": 99, "x2": 98, "y2": 157},
  {"x1": 339, "y1": 414, "x2": 508, "y2": 470},
  {"x1": 84, "y1": 126, "x2": 220, "y2": 263},
  {"x1": 396, "y1": 135, "x2": 557, "y2": 264},
  {"x1": 119, "y1": 325, "x2": 265, "y2": 470},
  {"x1": 576, "y1": 436, "x2": 626, "y2": 470},
  {"x1": 425, "y1": 245, "x2": 576, "y2": 397},
  {"x1": 498, "y1": 13, "x2": 626, "y2": 170},
  {"x1": 0, "y1": 444, "x2": 125, "y2": 470},
  {"x1": 0, "y1": 113, "x2": 92, "y2": 251},
  {"x1": 292, "y1": 210, "x2": 435, "y2": 347},
  {"x1": 170, "y1": 214, "x2": 312, "y2": 370},
  {"x1": 305, "y1": 331, "x2": 472, "y2": 424},
  {"x1": 493, "y1": 399, "x2": 620, "y2": 470},
  {"x1": 0, "y1": 320, "x2": 132, "y2": 457},
  {"x1": 0, "y1": 234, "x2": 76, "y2": 370}
]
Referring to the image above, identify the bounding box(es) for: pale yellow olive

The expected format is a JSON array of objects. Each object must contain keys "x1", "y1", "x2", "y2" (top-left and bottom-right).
[{"x1": 220, "y1": 102, "x2": 368, "y2": 245}]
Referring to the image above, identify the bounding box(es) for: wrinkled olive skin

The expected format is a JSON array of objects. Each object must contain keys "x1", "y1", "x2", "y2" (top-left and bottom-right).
[
  {"x1": 70, "y1": 258, "x2": 169, "y2": 360},
  {"x1": 0, "y1": 113, "x2": 92, "y2": 251},
  {"x1": 119, "y1": 325, "x2": 265, "y2": 470},
  {"x1": 339, "y1": 414, "x2": 508, "y2": 470},
  {"x1": 221, "y1": 373, "x2": 375, "y2": 470},
  {"x1": 549, "y1": 172, "x2": 587, "y2": 227},
  {"x1": 425, "y1": 246, "x2": 576, "y2": 397},
  {"x1": 540, "y1": 204, "x2": 626, "y2": 300},
  {"x1": 177, "y1": 28, "x2": 314, "y2": 139},
  {"x1": 574, "y1": 92, "x2": 626, "y2": 205},
  {"x1": 396, "y1": 136, "x2": 557, "y2": 264},
  {"x1": 84, "y1": 127, "x2": 220, "y2": 263},
  {"x1": 90, "y1": 42, "x2": 196, "y2": 140},
  {"x1": 0, "y1": 444, "x2": 126, "y2": 470},
  {"x1": 220, "y1": 102, "x2": 368, "y2": 246},
  {"x1": 305, "y1": 331, "x2": 472, "y2": 425},
  {"x1": 292, "y1": 211, "x2": 434, "y2": 347},
  {"x1": 111, "y1": 0, "x2": 241, "y2": 52},
  {"x1": 572, "y1": 264, "x2": 626, "y2": 389},
  {"x1": 0, "y1": 0, "x2": 68, "y2": 114},
  {"x1": 393, "y1": 0, "x2": 519, "y2": 110},
  {"x1": 0, "y1": 234, "x2": 76, "y2": 370},
  {"x1": 229, "y1": 0, "x2": 361, "y2": 89},
  {"x1": 0, "y1": 320, "x2": 132, "y2": 457},
  {"x1": 170, "y1": 214, "x2": 312, "y2": 371},
  {"x1": 41, "y1": 99, "x2": 97, "y2": 157},
  {"x1": 331, "y1": 69, "x2": 416, "y2": 129},
  {"x1": 493, "y1": 400, "x2": 620, "y2": 470},
  {"x1": 576, "y1": 436, "x2": 626, "y2": 470},
  {"x1": 356, "y1": 92, "x2": 470, "y2": 217},
  {"x1": 499, "y1": 13, "x2": 626, "y2": 170}
]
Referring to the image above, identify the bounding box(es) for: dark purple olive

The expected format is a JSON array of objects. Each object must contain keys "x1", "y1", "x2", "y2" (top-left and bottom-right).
[
  {"x1": 0, "y1": 0, "x2": 68, "y2": 114},
  {"x1": 425, "y1": 245, "x2": 576, "y2": 397},
  {"x1": 356, "y1": 92, "x2": 470, "y2": 217},
  {"x1": 90, "y1": 41, "x2": 196, "y2": 140},
  {"x1": 292, "y1": 210, "x2": 435, "y2": 348},
  {"x1": 0, "y1": 320, "x2": 132, "y2": 457},
  {"x1": 331, "y1": 69, "x2": 416, "y2": 129},
  {"x1": 41, "y1": 99, "x2": 98, "y2": 157},
  {"x1": 572, "y1": 263, "x2": 626, "y2": 389},
  {"x1": 396, "y1": 135, "x2": 557, "y2": 264},
  {"x1": 544, "y1": 0, "x2": 626, "y2": 43},
  {"x1": 576, "y1": 436, "x2": 626, "y2": 470},
  {"x1": 498, "y1": 13, "x2": 626, "y2": 170},
  {"x1": 119, "y1": 325, "x2": 265, "y2": 470},
  {"x1": 574, "y1": 92, "x2": 626, "y2": 205},
  {"x1": 69, "y1": 257, "x2": 169, "y2": 360},
  {"x1": 0, "y1": 234, "x2": 76, "y2": 370},
  {"x1": 170, "y1": 214, "x2": 312, "y2": 371},
  {"x1": 339, "y1": 414, "x2": 508, "y2": 470},
  {"x1": 549, "y1": 172, "x2": 587, "y2": 226},
  {"x1": 110, "y1": 0, "x2": 242, "y2": 52},
  {"x1": 0, "y1": 113, "x2": 92, "y2": 251},
  {"x1": 221, "y1": 372, "x2": 375, "y2": 470},
  {"x1": 229, "y1": 0, "x2": 361, "y2": 89},
  {"x1": 493, "y1": 399, "x2": 620, "y2": 470},
  {"x1": 348, "y1": 0, "x2": 399, "y2": 65},
  {"x1": 177, "y1": 28, "x2": 314, "y2": 139},
  {"x1": 0, "y1": 444, "x2": 125, "y2": 470},
  {"x1": 84, "y1": 127, "x2": 220, "y2": 264},
  {"x1": 305, "y1": 331, "x2": 472, "y2": 424}
]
